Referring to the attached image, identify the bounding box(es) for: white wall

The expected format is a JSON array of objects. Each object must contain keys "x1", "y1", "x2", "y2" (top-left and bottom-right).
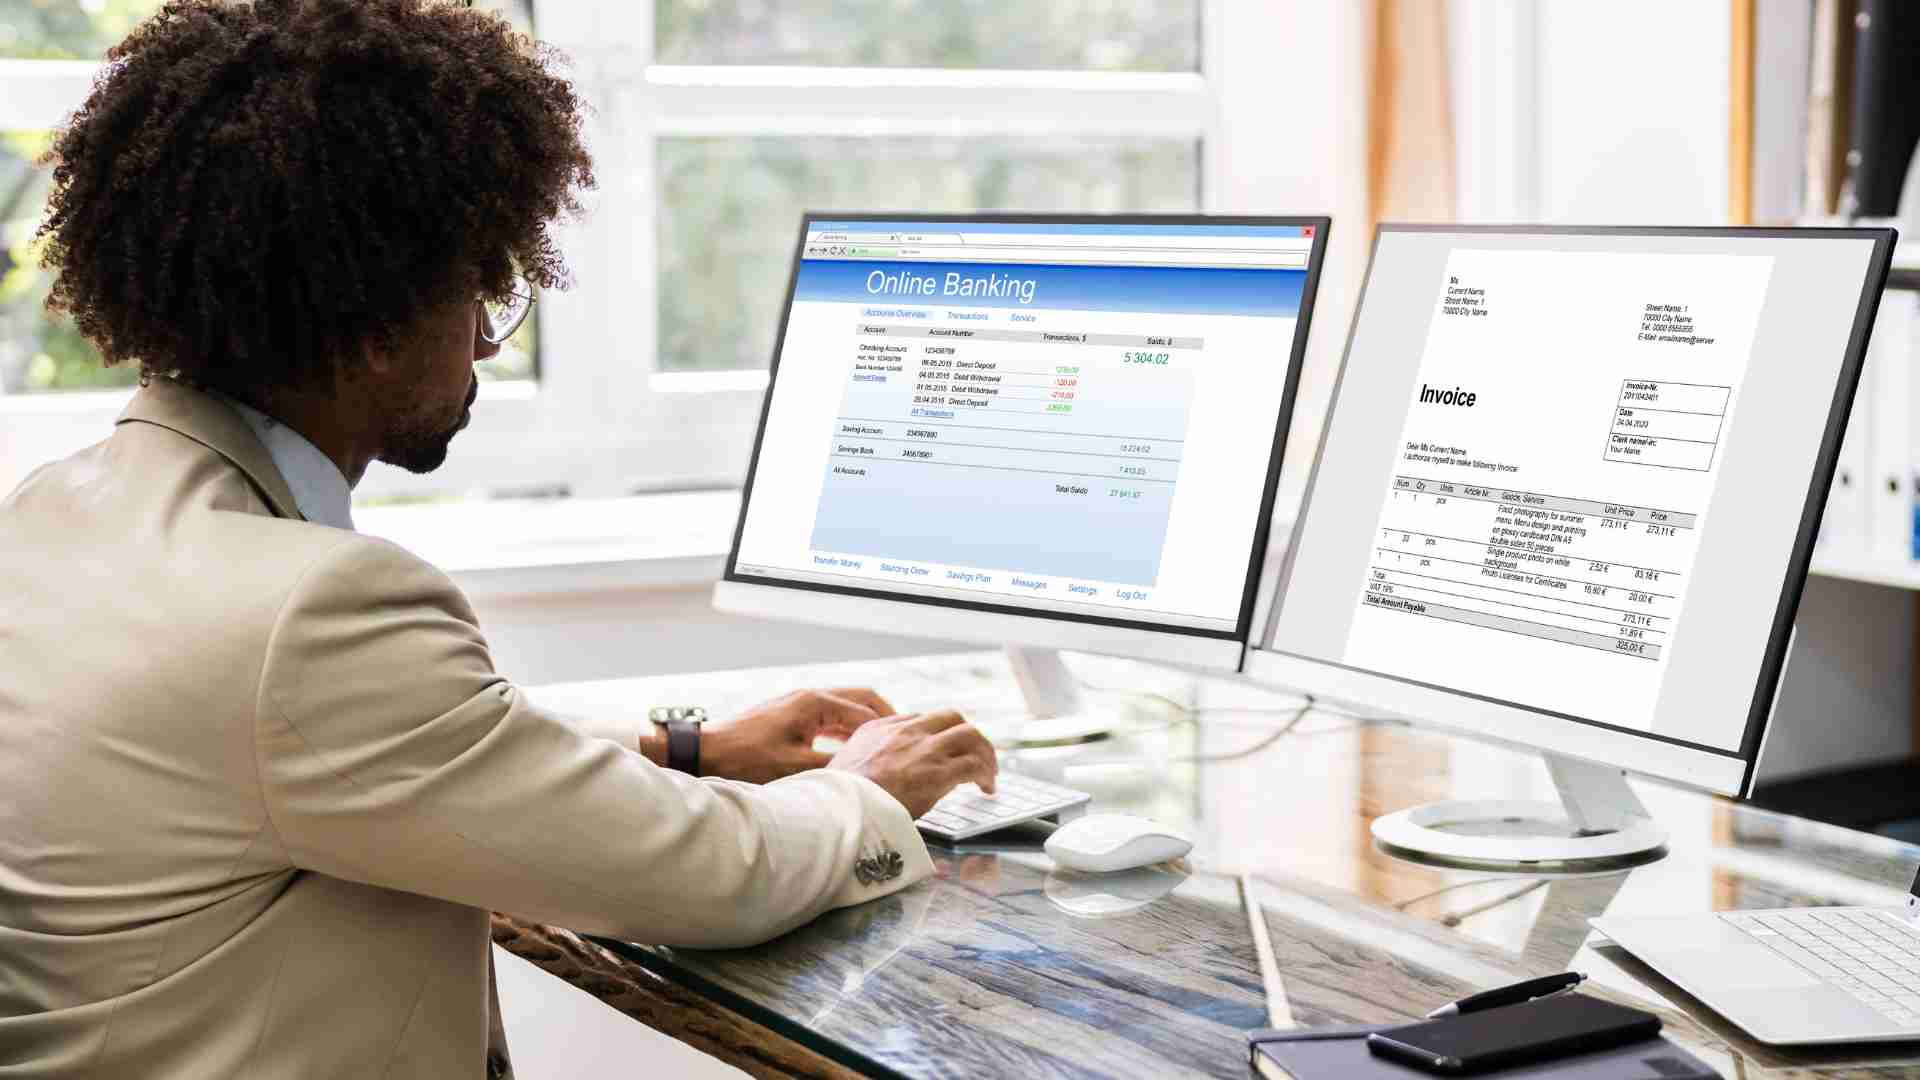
[
  {"x1": 1535, "y1": 3, "x2": 1731, "y2": 224},
  {"x1": 1452, "y1": 0, "x2": 1730, "y2": 225},
  {"x1": 1210, "y1": 1, "x2": 1372, "y2": 517}
]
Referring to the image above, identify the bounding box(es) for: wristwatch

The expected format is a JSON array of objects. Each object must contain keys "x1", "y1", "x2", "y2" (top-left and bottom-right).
[{"x1": 649, "y1": 705, "x2": 708, "y2": 775}]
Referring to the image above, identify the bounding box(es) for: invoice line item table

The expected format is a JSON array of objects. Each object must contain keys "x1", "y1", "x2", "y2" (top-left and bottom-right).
[{"x1": 1364, "y1": 474, "x2": 1693, "y2": 661}]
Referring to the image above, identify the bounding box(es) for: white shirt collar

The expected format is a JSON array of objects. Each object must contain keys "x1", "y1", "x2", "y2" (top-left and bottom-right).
[{"x1": 224, "y1": 398, "x2": 356, "y2": 532}]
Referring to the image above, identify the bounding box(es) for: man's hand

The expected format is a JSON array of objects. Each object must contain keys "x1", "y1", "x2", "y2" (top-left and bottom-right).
[
  {"x1": 698, "y1": 687, "x2": 896, "y2": 785},
  {"x1": 826, "y1": 710, "x2": 997, "y2": 819}
]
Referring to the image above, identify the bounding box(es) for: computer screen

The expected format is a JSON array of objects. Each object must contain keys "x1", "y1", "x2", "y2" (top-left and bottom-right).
[
  {"x1": 1262, "y1": 226, "x2": 1891, "y2": 793},
  {"x1": 728, "y1": 214, "x2": 1328, "y2": 642}
]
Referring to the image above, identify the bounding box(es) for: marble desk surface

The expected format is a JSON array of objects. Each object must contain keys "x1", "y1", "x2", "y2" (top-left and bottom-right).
[{"x1": 497, "y1": 651, "x2": 1920, "y2": 1079}]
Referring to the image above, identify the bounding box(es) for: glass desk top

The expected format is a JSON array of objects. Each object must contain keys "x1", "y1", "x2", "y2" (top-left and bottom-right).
[{"x1": 513, "y1": 652, "x2": 1920, "y2": 1079}]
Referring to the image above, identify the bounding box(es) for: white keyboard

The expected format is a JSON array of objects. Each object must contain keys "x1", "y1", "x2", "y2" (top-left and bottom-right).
[
  {"x1": 1722, "y1": 907, "x2": 1920, "y2": 1024},
  {"x1": 915, "y1": 773, "x2": 1091, "y2": 841}
]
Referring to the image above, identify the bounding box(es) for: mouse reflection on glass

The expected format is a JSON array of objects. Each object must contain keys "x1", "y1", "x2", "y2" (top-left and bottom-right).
[
  {"x1": 1044, "y1": 814, "x2": 1193, "y2": 874},
  {"x1": 1045, "y1": 864, "x2": 1189, "y2": 919}
]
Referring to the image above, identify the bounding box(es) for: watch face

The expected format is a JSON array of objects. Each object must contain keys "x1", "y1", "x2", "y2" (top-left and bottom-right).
[{"x1": 649, "y1": 706, "x2": 708, "y2": 725}]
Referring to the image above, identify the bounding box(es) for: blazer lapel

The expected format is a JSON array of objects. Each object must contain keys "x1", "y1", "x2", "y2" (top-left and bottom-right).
[{"x1": 116, "y1": 379, "x2": 307, "y2": 522}]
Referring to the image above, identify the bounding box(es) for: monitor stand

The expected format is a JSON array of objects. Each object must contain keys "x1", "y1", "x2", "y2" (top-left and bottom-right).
[
  {"x1": 996, "y1": 646, "x2": 1122, "y2": 750},
  {"x1": 1368, "y1": 755, "x2": 1669, "y2": 870}
]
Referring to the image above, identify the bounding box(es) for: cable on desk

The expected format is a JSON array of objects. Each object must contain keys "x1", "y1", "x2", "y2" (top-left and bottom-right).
[
  {"x1": 999, "y1": 677, "x2": 1392, "y2": 767},
  {"x1": 1307, "y1": 702, "x2": 1403, "y2": 725},
  {"x1": 1038, "y1": 699, "x2": 1332, "y2": 770},
  {"x1": 1395, "y1": 878, "x2": 1550, "y2": 928},
  {"x1": 1166, "y1": 698, "x2": 1319, "y2": 763},
  {"x1": 1075, "y1": 681, "x2": 1323, "y2": 722},
  {"x1": 1075, "y1": 678, "x2": 1399, "y2": 730}
]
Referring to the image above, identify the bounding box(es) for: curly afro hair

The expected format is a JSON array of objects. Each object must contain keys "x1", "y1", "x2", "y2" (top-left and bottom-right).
[{"x1": 35, "y1": 0, "x2": 595, "y2": 401}]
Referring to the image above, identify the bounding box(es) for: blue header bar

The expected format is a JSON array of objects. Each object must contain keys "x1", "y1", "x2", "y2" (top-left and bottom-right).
[
  {"x1": 808, "y1": 220, "x2": 1314, "y2": 238},
  {"x1": 794, "y1": 259, "x2": 1307, "y2": 317}
]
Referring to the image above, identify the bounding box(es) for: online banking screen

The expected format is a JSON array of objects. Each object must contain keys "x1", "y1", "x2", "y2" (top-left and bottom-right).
[
  {"x1": 1268, "y1": 228, "x2": 1881, "y2": 755},
  {"x1": 733, "y1": 218, "x2": 1319, "y2": 636}
]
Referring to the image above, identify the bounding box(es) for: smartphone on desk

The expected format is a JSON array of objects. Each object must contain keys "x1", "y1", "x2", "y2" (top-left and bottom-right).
[{"x1": 1366, "y1": 995, "x2": 1660, "y2": 1075}]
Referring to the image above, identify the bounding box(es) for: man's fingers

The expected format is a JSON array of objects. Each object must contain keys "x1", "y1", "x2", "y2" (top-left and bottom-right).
[
  {"x1": 829, "y1": 686, "x2": 896, "y2": 718},
  {"x1": 968, "y1": 736, "x2": 999, "y2": 795},
  {"x1": 796, "y1": 748, "x2": 834, "y2": 773},
  {"x1": 953, "y1": 745, "x2": 998, "y2": 794},
  {"x1": 808, "y1": 691, "x2": 880, "y2": 736},
  {"x1": 934, "y1": 723, "x2": 998, "y2": 793},
  {"x1": 899, "y1": 708, "x2": 968, "y2": 734},
  {"x1": 932, "y1": 720, "x2": 993, "y2": 753}
]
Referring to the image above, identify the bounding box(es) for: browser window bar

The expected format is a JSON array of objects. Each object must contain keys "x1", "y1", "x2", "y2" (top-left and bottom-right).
[
  {"x1": 951, "y1": 233, "x2": 1313, "y2": 250},
  {"x1": 805, "y1": 231, "x2": 1311, "y2": 251},
  {"x1": 801, "y1": 244, "x2": 1306, "y2": 268}
]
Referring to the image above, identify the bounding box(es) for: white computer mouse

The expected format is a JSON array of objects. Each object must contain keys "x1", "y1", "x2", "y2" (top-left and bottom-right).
[{"x1": 1044, "y1": 813, "x2": 1193, "y2": 873}]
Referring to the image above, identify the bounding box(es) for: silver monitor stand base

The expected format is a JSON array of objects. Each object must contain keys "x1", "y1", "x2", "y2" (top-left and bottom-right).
[
  {"x1": 995, "y1": 646, "x2": 1123, "y2": 750},
  {"x1": 1369, "y1": 754, "x2": 1669, "y2": 871}
]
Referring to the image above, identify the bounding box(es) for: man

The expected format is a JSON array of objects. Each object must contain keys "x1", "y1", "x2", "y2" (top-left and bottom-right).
[{"x1": 0, "y1": 1, "x2": 996, "y2": 1076}]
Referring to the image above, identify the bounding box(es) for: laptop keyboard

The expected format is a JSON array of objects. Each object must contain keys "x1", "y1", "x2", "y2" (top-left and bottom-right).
[
  {"x1": 915, "y1": 773, "x2": 1091, "y2": 841},
  {"x1": 1722, "y1": 907, "x2": 1920, "y2": 1025}
]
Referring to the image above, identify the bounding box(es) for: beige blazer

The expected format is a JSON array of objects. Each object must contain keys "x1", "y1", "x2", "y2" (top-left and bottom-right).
[{"x1": 0, "y1": 380, "x2": 932, "y2": 1077}]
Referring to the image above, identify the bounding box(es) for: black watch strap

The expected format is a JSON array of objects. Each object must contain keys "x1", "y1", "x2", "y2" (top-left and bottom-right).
[
  {"x1": 664, "y1": 719, "x2": 701, "y2": 776},
  {"x1": 649, "y1": 706, "x2": 707, "y2": 775}
]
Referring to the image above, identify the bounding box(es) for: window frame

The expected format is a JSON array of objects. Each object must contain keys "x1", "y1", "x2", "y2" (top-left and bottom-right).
[{"x1": 0, "y1": 0, "x2": 1336, "y2": 503}]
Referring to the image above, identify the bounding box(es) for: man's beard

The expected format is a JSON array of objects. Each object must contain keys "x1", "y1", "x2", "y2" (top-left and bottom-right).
[{"x1": 381, "y1": 377, "x2": 477, "y2": 475}]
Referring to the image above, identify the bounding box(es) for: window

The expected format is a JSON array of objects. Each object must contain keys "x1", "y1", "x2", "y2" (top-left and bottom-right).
[
  {"x1": 1, "y1": 0, "x2": 161, "y2": 394},
  {"x1": 0, "y1": 0, "x2": 535, "y2": 400},
  {"x1": 1, "y1": 2, "x2": 166, "y2": 61},
  {"x1": 2, "y1": 119, "x2": 534, "y2": 394},
  {"x1": 657, "y1": 136, "x2": 1198, "y2": 372},
  {"x1": 0, "y1": 128, "x2": 131, "y2": 394},
  {"x1": 653, "y1": 0, "x2": 1198, "y2": 70},
  {"x1": 2, "y1": 0, "x2": 1286, "y2": 508}
]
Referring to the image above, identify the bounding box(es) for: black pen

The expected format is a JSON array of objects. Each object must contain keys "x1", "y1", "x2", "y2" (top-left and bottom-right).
[{"x1": 1425, "y1": 972, "x2": 1585, "y2": 1018}]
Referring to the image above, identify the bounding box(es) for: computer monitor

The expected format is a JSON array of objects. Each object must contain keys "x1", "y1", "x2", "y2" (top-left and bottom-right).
[
  {"x1": 1249, "y1": 224, "x2": 1895, "y2": 869},
  {"x1": 717, "y1": 213, "x2": 1331, "y2": 728}
]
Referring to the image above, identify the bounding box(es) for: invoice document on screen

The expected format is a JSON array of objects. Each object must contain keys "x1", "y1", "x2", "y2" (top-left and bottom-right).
[{"x1": 1340, "y1": 248, "x2": 1774, "y2": 731}]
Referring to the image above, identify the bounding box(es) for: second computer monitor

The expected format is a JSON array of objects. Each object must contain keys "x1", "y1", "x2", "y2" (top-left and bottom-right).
[
  {"x1": 1252, "y1": 225, "x2": 1894, "y2": 806},
  {"x1": 718, "y1": 214, "x2": 1330, "y2": 676}
]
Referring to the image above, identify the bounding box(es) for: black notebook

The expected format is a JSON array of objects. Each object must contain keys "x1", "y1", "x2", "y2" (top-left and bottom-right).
[{"x1": 1247, "y1": 1026, "x2": 1718, "y2": 1080}]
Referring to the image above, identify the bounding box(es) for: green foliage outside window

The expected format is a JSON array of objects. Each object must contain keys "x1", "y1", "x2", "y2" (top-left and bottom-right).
[
  {"x1": 0, "y1": 0, "x2": 164, "y2": 60},
  {"x1": 0, "y1": 0, "x2": 535, "y2": 394},
  {"x1": 4, "y1": 0, "x2": 1195, "y2": 390},
  {"x1": 0, "y1": 129, "x2": 133, "y2": 393},
  {"x1": 655, "y1": 0, "x2": 1197, "y2": 71},
  {"x1": 657, "y1": 137, "x2": 1199, "y2": 372}
]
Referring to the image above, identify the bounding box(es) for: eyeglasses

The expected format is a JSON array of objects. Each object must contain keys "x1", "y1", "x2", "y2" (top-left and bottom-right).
[{"x1": 480, "y1": 277, "x2": 535, "y2": 345}]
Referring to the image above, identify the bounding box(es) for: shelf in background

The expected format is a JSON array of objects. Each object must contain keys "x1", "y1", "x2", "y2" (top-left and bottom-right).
[
  {"x1": 1812, "y1": 548, "x2": 1920, "y2": 591},
  {"x1": 1805, "y1": 245, "x2": 1920, "y2": 588},
  {"x1": 1887, "y1": 240, "x2": 1920, "y2": 290}
]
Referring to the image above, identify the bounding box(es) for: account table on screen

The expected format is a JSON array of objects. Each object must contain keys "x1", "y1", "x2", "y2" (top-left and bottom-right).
[{"x1": 812, "y1": 323, "x2": 1195, "y2": 586}]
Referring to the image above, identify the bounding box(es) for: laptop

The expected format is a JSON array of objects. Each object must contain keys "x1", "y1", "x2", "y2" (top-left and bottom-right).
[{"x1": 1591, "y1": 867, "x2": 1920, "y2": 1044}]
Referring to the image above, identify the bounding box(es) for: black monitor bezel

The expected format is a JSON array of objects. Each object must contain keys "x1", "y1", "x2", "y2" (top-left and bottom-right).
[
  {"x1": 1260, "y1": 222, "x2": 1896, "y2": 796},
  {"x1": 722, "y1": 211, "x2": 1334, "y2": 647}
]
